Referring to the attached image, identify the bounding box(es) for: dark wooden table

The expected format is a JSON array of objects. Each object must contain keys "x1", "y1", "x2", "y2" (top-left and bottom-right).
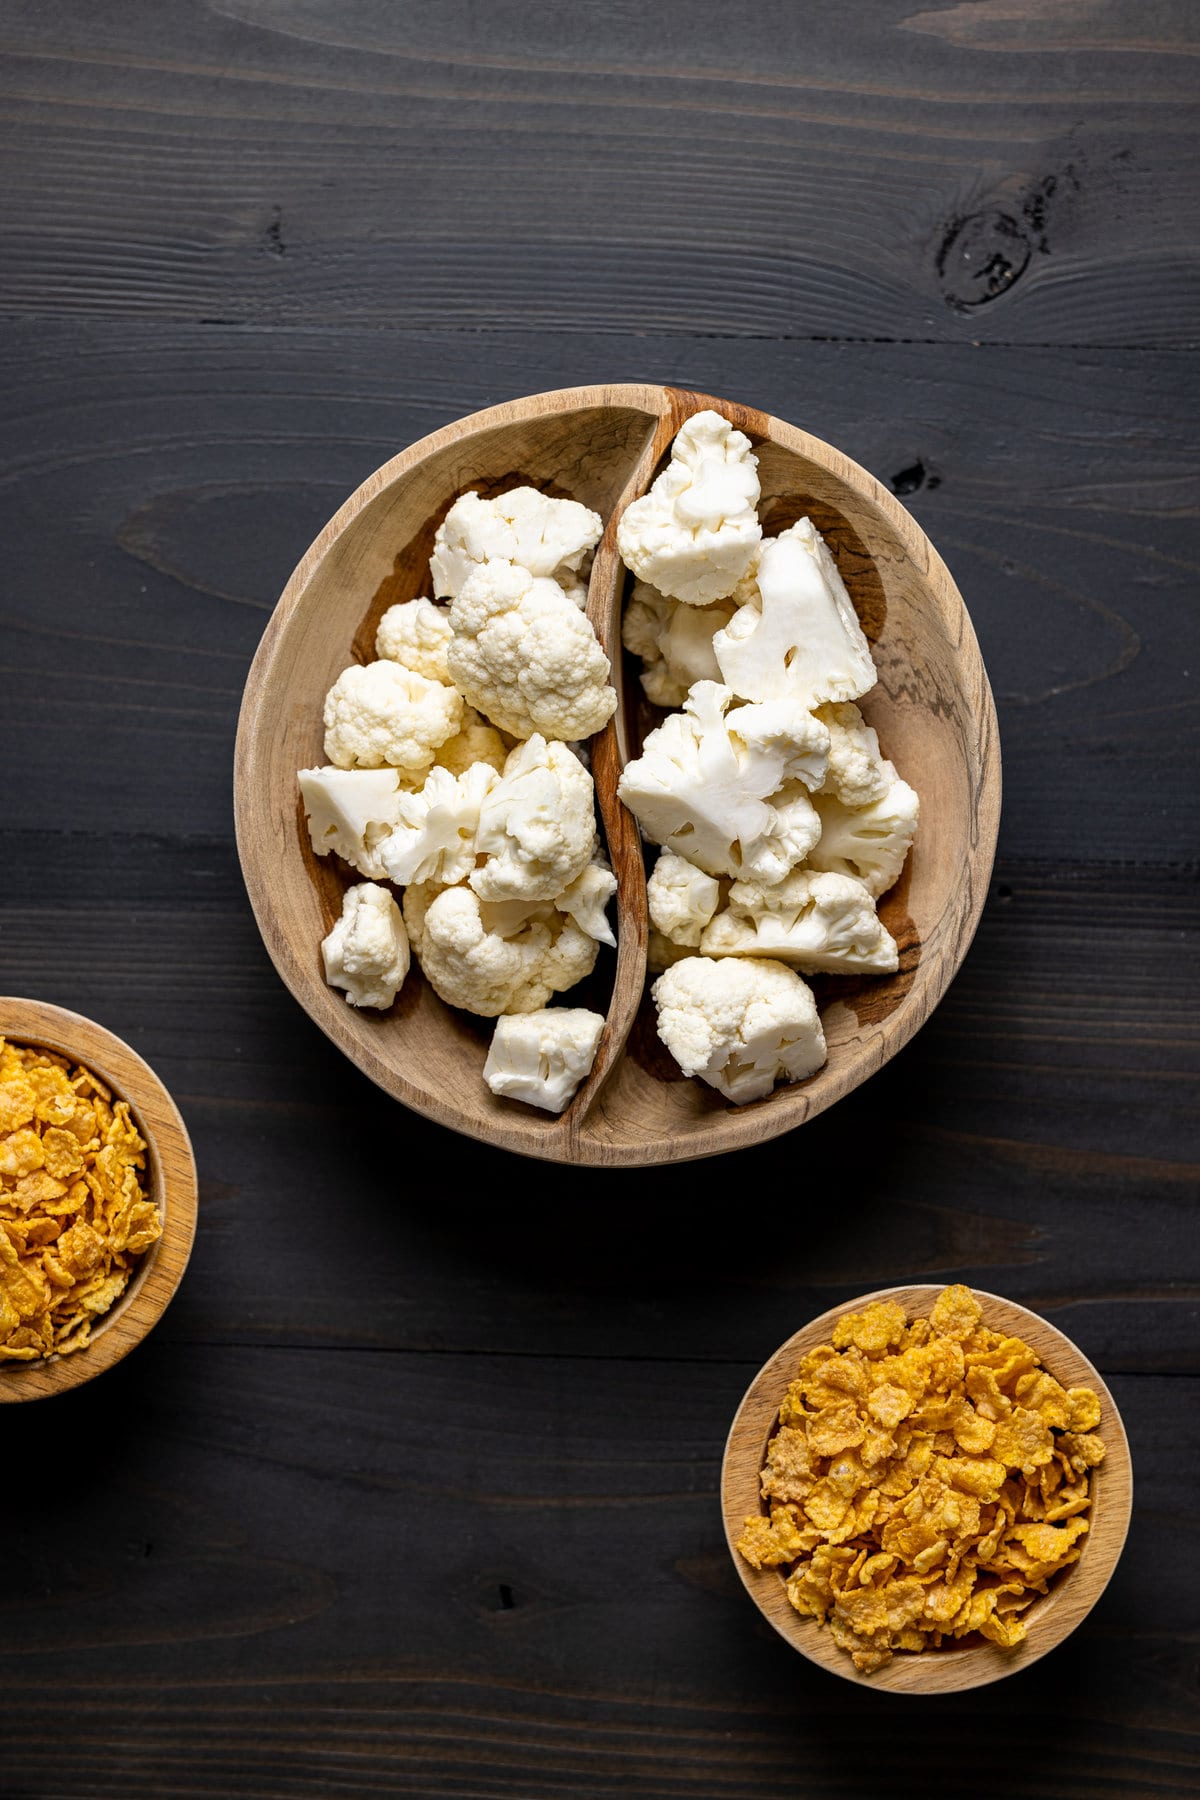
[{"x1": 2, "y1": 5, "x2": 1197, "y2": 1795}]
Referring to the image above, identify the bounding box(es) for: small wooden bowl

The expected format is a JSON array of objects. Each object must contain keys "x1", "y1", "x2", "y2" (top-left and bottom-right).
[
  {"x1": 235, "y1": 385, "x2": 1000, "y2": 1166},
  {"x1": 722, "y1": 1285, "x2": 1133, "y2": 1692},
  {"x1": 0, "y1": 998, "x2": 198, "y2": 1403}
]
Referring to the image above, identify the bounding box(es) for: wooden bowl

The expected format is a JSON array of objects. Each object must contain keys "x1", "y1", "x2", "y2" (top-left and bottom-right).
[
  {"x1": 722, "y1": 1285, "x2": 1133, "y2": 1692},
  {"x1": 0, "y1": 998, "x2": 198, "y2": 1402},
  {"x1": 235, "y1": 385, "x2": 1000, "y2": 1166}
]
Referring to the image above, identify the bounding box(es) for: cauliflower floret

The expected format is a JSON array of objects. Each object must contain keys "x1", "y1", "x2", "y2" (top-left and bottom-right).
[
  {"x1": 298, "y1": 766, "x2": 404, "y2": 879},
  {"x1": 616, "y1": 682, "x2": 825, "y2": 884},
  {"x1": 816, "y1": 701, "x2": 890, "y2": 807},
  {"x1": 434, "y1": 706, "x2": 510, "y2": 777},
  {"x1": 375, "y1": 598, "x2": 453, "y2": 684},
  {"x1": 412, "y1": 884, "x2": 599, "y2": 1017},
  {"x1": 647, "y1": 850, "x2": 721, "y2": 949},
  {"x1": 617, "y1": 411, "x2": 761, "y2": 605},
  {"x1": 701, "y1": 869, "x2": 899, "y2": 973},
  {"x1": 808, "y1": 761, "x2": 920, "y2": 898},
  {"x1": 447, "y1": 560, "x2": 617, "y2": 743},
  {"x1": 470, "y1": 736, "x2": 596, "y2": 904},
  {"x1": 378, "y1": 761, "x2": 497, "y2": 887},
  {"x1": 483, "y1": 1007, "x2": 606, "y2": 1114},
  {"x1": 713, "y1": 517, "x2": 876, "y2": 708},
  {"x1": 431, "y1": 486, "x2": 603, "y2": 599},
  {"x1": 555, "y1": 852, "x2": 618, "y2": 948},
  {"x1": 321, "y1": 882, "x2": 409, "y2": 1010},
  {"x1": 323, "y1": 660, "x2": 463, "y2": 777},
  {"x1": 622, "y1": 580, "x2": 737, "y2": 708},
  {"x1": 652, "y1": 955, "x2": 827, "y2": 1104}
]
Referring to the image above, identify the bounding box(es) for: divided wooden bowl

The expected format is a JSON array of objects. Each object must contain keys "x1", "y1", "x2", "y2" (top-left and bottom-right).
[
  {"x1": 722, "y1": 1286, "x2": 1133, "y2": 1692},
  {"x1": 0, "y1": 998, "x2": 198, "y2": 1402},
  {"x1": 235, "y1": 385, "x2": 1000, "y2": 1166}
]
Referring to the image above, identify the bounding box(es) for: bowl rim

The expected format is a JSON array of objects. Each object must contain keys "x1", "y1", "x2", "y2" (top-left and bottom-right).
[
  {"x1": 721, "y1": 1283, "x2": 1133, "y2": 1693},
  {"x1": 0, "y1": 997, "x2": 198, "y2": 1403},
  {"x1": 234, "y1": 382, "x2": 1002, "y2": 1166}
]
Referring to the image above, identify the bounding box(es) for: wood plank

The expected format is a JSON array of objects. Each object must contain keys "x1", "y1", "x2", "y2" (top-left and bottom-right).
[
  {"x1": 1, "y1": 324, "x2": 1196, "y2": 862},
  {"x1": 0, "y1": 1, "x2": 1196, "y2": 344},
  {"x1": 1, "y1": 847, "x2": 1194, "y2": 1368},
  {"x1": 0, "y1": 1349, "x2": 1195, "y2": 1798}
]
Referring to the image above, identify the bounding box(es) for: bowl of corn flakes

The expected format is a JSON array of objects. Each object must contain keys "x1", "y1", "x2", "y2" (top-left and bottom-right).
[
  {"x1": 0, "y1": 998, "x2": 198, "y2": 1401},
  {"x1": 722, "y1": 1284, "x2": 1132, "y2": 1691}
]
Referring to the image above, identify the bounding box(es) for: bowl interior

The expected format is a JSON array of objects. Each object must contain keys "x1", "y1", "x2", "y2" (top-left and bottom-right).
[
  {"x1": 722, "y1": 1286, "x2": 1133, "y2": 1692},
  {"x1": 236, "y1": 386, "x2": 998, "y2": 1165},
  {"x1": 0, "y1": 999, "x2": 198, "y2": 1400}
]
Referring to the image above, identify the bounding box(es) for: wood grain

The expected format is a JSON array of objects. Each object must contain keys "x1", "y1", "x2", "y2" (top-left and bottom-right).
[
  {"x1": 0, "y1": 1, "x2": 1195, "y2": 346},
  {"x1": 722, "y1": 1285, "x2": 1133, "y2": 1692},
  {"x1": 234, "y1": 382, "x2": 1000, "y2": 1164},
  {"x1": 0, "y1": 997, "x2": 198, "y2": 1402}
]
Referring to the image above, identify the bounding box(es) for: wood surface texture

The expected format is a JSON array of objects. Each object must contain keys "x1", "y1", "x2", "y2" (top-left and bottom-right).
[
  {"x1": 233, "y1": 381, "x2": 998, "y2": 1163},
  {"x1": 0, "y1": 997, "x2": 198, "y2": 1402},
  {"x1": 0, "y1": 0, "x2": 1196, "y2": 1794},
  {"x1": 722, "y1": 1286, "x2": 1133, "y2": 1693}
]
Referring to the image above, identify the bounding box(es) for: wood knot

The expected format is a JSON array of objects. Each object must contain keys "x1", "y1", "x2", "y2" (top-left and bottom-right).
[{"x1": 937, "y1": 210, "x2": 1031, "y2": 311}]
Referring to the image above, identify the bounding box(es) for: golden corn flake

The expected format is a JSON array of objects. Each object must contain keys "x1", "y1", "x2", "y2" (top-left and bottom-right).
[
  {"x1": 735, "y1": 1285, "x2": 1106, "y2": 1675},
  {"x1": 0, "y1": 1038, "x2": 163, "y2": 1366}
]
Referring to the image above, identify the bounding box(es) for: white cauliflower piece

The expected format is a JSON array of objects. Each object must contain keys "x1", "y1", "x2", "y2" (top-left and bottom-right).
[
  {"x1": 616, "y1": 682, "x2": 825, "y2": 884},
  {"x1": 323, "y1": 659, "x2": 463, "y2": 777},
  {"x1": 713, "y1": 517, "x2": 876, "y2": 708},
  {"x1": 411, "y1": 884, "x2": 598, "y2": 1018},
  {"x1": 378, "y1": 761, "x2": 497, "y2": 888},
  {"x1": 447, "y1": 559, "x2": 617, "y2": 743},
  {"x1": 646, "y1": 850, "x2": 720, "y2": 949},
  {"x1": 617, "y1": 411, "x2": 761, "y2": 605},
  {"x1": 430, "y1": 487, "x2": 603, "y2": 599},
  {"x1": 321, "y1": 882, "x2": 409, "y2": 1011},
  {"x1": 555, "y1": 852, "x2": 618, "y2": 949},
  {"x1": 652, "y1": 956, "x2": 826, "y2": 1104},
  {"x1": 701, "y1": 869, "x2": 899, "y2": 973},
  {"x1": 483, "y1": 1007, "x2": 606, "y2": 1114},
  {"x1": 470, "y1": 736, "x2": 596, "y2": 904},
  {"x1": 434, "y1": 706, "x2": 510, "y2": 777},
  {"x1": 816, "y1": 701, "x2": 889, "y2": 807},
  {"x1": 375, "y1": 598, "x2": 453, "y2": 684},
  {"x1": 298, "y1": 766, "x2": 403, "y2": 879},
  {"x1": 808, "y1": 761, "x2": 920, "y2": 898},
  {"x1": 621, "y1": 580, "x2": 736, "y2": 708}
]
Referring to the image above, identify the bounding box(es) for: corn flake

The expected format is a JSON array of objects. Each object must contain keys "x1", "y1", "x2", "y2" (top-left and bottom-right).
[
  {"x1": 736, "y1": 1286, "x2": 1107, "y2": 1675},
  {"x1": 0, "y1": 1038, "x2": 162, "y2": 1369}
]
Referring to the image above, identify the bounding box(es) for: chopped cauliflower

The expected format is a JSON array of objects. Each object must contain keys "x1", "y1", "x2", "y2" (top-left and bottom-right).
[
  {"x1": 430, "y1": 486, "x2": 603, "y2": 599},
  {"x1": 375, "y1": 597, "x2": 453, "y2": 684},
  {"x1": 323, "y1": 659, "x2": 463, "y2": 777},
  {"x1": 616, "y1": 682, "x2": 824, "y2": 884},
  {"x1": 298, "y1": 766, "x2": 404, "y2": 879},
  {"x1": 470, "y1": 736, "x2": 596, "y2": 904},
  {"x1": 483, "y1": 1007, "x2": 606, "y2": 1113},
  {"x1": 621, "y1": 580, "x2": 736, "y2": 708},
  {"x1": 617, "y1": 411, "x2": 761, "y2": 605},
  {"x1": 701, "y1": 869, "x2": 899, "y2": 973},
  {"x1": 321, "y1": 882, "x2": 409, "y2": 1010},
  {"x1": 816, "y1": 701, "x2": 889, "y2": 807},
  {"x1": 646, "y1": 850, "x2": 721, "y2": 949},
  {"x1": 555, "y1": 852, "x2": 618, "y2": 948},
  {"x1": 378, "y1": 761, "x2": 497, "y2": 888},
  {"x1": 408, "y1": 883, "x2": 598, "y2": 1017},
  {"x1": 434, "y1": 706, "x2": 510, "y2": 777},
  {"x1": 808, "y1": 761, "x2": 920, "y2": 898},
  {"x1": 447, "y1": 559, "x2": 617, "y2": 743},
  {"x1": 652, "y1": 955, "x2": 827, "y2": 1104},
  {"x1": 713, "y1": 517, "x2": 876, "y2": 708}
]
